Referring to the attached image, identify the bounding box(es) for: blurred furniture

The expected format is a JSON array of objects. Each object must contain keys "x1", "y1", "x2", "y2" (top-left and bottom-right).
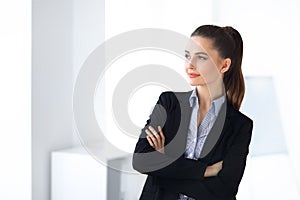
[{"x1": 51, "y1": 146, "x2": 146, "y2": 200}]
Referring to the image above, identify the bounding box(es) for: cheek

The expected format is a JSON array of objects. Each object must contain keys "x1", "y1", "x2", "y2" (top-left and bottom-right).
[
  {"x1": 197, "y1": 62, "x2": 218, "y2": 76},
  {"x1": 184, "y1": 63, "x2": 188, "y2": 72}
]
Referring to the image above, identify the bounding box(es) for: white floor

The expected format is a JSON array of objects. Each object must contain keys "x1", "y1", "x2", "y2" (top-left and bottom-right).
[{"x1": 237, "y1": 154, "x2": 300, "y2": 200}]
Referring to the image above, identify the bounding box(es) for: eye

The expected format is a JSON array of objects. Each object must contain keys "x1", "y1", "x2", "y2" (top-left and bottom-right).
[
  {"x1": 197, "y1": 56, "x2": 207, "y2": 61},
  {"x1": 185, "y1": 53, "x2": 191, "y2": 60}
]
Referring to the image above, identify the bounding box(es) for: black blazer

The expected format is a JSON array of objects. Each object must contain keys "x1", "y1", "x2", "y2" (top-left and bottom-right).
[{"x1": 132, "y1": 90, "x2": 253, "y2": 200}]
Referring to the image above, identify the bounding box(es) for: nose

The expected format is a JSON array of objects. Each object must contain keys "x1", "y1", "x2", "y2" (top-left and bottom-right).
[{"x1": 186, "y1": 60, "x2": 196, "y2": 69}]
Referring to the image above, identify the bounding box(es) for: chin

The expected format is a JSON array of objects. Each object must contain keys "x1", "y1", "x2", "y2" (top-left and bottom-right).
[
  {"x1": 189, "y1": 82, "x2": 198, "y2": 86},
  {"x1": 189, "y1": 80, "x2": 206, "y2": 86}
]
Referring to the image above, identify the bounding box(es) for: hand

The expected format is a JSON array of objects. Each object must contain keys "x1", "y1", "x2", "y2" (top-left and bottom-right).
[
  {"x1": 145, "y1": 125, "x2": 165, "y2": 154},
  {"x1": 204, "y1": 161, "x2": 223, "y2": 177}
]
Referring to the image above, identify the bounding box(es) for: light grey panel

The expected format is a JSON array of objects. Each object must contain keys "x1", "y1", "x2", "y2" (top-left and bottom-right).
[{"x1": 242, "y1": 76, "x2": 287, "y2": 156}]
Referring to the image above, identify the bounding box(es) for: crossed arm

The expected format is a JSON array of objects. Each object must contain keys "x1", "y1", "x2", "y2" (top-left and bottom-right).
[
  {"x1": 139, "y1": 121, "x2": 253, "y2": 199},
  {"x1": 132, "y1": 92, "x2": 253, "y2": 198},
  {"x1": 145, "y1": 125, "x2": 223, "y2": 177}
]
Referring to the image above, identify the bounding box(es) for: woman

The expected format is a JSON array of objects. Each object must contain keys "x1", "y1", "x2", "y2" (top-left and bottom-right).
[{"x1": 132, "y1": 25, "x2": 253, "y2": 200}]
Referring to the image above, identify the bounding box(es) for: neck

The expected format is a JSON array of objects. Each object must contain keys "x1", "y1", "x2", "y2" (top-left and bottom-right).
[{"x1": 196, "y1": 79, "x2": 224, "y2": 110}]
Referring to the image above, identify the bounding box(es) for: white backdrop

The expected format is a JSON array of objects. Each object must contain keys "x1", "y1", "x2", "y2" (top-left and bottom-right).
[
  {"x1": 2, "y1": 0, "x2": 300, "y2": 200},
  {"x1": 0, "y1": 1, "x2": 31, "y2": 200}
]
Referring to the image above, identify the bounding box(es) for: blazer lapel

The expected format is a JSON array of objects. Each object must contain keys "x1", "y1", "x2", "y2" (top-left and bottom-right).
[
  {"x1": 165, "y1": 91, "x2": 193, "y2": 156},
  {"x1": 199, "y1": 100, "x2": 233, "y2": 158},
  {"x1": 173, "y1": 91, "x2": 234, "y2": 159}
]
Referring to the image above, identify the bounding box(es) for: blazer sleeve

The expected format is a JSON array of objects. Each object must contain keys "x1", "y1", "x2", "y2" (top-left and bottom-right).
[
  {"x1": 132, "y1": 92, "x2": 208, "y2": 180},
  {"x1": 201, "y1": 119, "x2": 253, "y2": 198},
  {"x1": 158, "y1": 118, "x2": 253, "y2": 199}
]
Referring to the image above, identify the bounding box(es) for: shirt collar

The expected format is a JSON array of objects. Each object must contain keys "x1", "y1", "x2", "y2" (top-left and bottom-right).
[
  {"x1": 189, "y1": 87, "x2": 198, "y2": 107},
  {"x1": 189, "y1": 87, "x2": 225, "y2": 116},
  {"x1": 213, "y1": 94, "x2": 225, "y2": 116}
]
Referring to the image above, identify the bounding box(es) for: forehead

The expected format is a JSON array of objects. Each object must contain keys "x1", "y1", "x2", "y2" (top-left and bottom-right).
[{"x1": 185, "y1": 36, "x2": 215, "y2": 54}]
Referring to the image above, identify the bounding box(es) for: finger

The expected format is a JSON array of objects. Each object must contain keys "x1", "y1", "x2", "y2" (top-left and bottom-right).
[
  {"x1": 217, "y1": 161, "x2": 223, "y2": 171},
  {"x1": 147, "y1": 134, "x2": 158, "y2": 149},
  {"x1": 148, "y1": 126, "x2": 161, "y2": 148},
  {"x1": 158, "y1": 126, "x2": 165, "y2": 144},
  {"x1": 146, "y1": 136, "x2": 154, "y2": 147},
  {"x1": 148, "y1": 126, "x2": 158, "y2": 136},
  {"x1": 149, "y1": 126, "x2": 161, "y2": 143},
  {"x1": 157, "y1": 126, "x2": 165, "y2": 149},
  {"x1": 145, "y1": 129, "x2": 158, "y2": 148}
]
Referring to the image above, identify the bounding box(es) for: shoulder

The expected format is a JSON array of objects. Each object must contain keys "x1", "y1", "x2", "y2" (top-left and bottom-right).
[
  {"x1": 158, "y1": 90, "x2": 192, "y2": 101},
  {"x1": 232, "y1": 108, "x2": 252, "y2": 125},
  {"x1": 227, "y1": 103, "x2": 253, "y2": 132},
  {"x1": 158, "y1": 91, "x2": 176, "y2": 99},
  {"x1": 157, "y1": 90, "x2": 192, "y2": 111}
]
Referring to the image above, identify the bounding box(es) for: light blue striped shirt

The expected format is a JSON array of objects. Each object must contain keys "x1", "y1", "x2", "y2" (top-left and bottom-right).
[{"x1": 179, "y1": 87, "x2": 225, "y2": 200}]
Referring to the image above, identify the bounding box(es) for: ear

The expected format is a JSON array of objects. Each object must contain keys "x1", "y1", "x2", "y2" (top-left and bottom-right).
[{"x1": 220, "y1": 58, "x2": 231, "y2": 74}]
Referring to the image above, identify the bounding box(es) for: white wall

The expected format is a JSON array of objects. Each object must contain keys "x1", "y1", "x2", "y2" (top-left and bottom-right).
[
  {"x1": 32, "y1": 0, "x2": 74, "y2": 199},
  {"x1": 103, "y1": 0, "x2": 215, "y2": 154},
  {"x1": 214, "y1": 0, "x2": 300, "y2": 188},
  {"x1": 32, "y1": 0, "x2": 106, "y2": 199},
  {"x1": 72, "y1": 0, "x2": 106, "y2": 145},
  {"x1": 105, "y1": 0, "x2": 213, "y2": 37},
  {"x1": 0, "y1": 1, "x2": 31, "y2": 200}
]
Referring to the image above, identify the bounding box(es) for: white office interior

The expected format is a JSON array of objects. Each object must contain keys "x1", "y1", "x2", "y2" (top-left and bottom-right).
[{"x1": 2, "y1": 0, "x2": 300, "y2": 200}]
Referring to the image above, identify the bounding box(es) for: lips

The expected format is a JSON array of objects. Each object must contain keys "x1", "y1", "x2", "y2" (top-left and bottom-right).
[{"x1": 188, "y1": 73, "x2": 200, "y2": 78}]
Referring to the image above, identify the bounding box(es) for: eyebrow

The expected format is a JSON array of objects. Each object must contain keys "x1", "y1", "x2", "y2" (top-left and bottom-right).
[{"x1": 185, "y1": 50, "x2": 208, "y2": 56}]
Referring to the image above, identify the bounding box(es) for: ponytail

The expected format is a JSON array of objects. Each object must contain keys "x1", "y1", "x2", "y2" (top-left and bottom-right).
[
  {"x1": 222, "y1": 26, "x2": 244, "y2": 110},
  {"x1": 191, "y1": 25, "x2": 245, "y2": 110}
]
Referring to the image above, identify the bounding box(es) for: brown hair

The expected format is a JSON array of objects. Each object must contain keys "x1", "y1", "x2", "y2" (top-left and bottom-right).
[{"x1": 191, "y1": 25, "x2": 245, "y2": 110}]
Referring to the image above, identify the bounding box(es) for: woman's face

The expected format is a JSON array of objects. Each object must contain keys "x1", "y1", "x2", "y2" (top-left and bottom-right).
[{"x1": 184, "y1": 36, "x2": 229, "y2": 86}]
